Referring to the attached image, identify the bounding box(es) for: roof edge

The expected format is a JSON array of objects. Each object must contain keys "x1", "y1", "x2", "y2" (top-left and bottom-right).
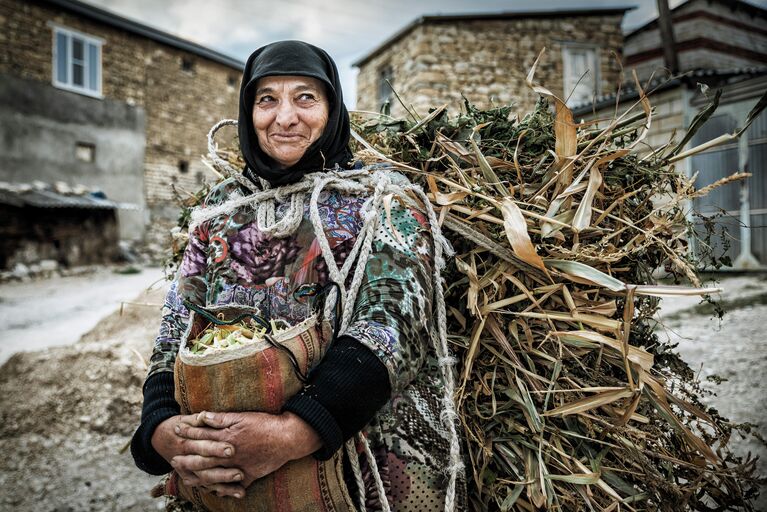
[
  {"x1": 39, "y1": 0, "x2": 245, "y2": 70},
  {"x1": 571, "y1": 66, "x2": 767, "y2": 116},
  {"x1": 353, "y1": 7, "x2": 635, "y2": 68},
  {"x1": 625, "y1": 0, "x2": 767, "y2": 39}
]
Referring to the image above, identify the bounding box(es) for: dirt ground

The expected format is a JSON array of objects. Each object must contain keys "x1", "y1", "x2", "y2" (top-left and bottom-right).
[
  {"x1": 0, "y1": 274, "x2": 764, "y2": 511},
  {"x1": 0, "y1": 284, "x2": 168, "y2": 512}
]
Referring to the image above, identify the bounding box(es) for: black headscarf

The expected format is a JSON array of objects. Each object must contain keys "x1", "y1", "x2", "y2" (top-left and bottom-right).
[{"x1": 238, "y1": 40, "x2": 353, "y2": 187}]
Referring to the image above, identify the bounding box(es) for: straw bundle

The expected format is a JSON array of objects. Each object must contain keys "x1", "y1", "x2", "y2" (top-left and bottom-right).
[
  {"x1": 347, "y1": 54, "x2": 766, "y2": 511},
  {"x1": 171, "y1": 52, "x2": 766, "y2": 511}
]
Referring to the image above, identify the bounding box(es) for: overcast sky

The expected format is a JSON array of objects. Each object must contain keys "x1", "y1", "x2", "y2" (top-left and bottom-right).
[{"x1": 86, "y1": 0, "x2": 767, "y2": 107}]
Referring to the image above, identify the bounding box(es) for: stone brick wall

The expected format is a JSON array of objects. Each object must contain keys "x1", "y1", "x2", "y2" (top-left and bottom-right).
[
  {"x1": 356, "y1": 14, "x2": 624, "y2": 119},
  {"x1": 0, "y1": 0, "x2": 242, "y2": 245}
]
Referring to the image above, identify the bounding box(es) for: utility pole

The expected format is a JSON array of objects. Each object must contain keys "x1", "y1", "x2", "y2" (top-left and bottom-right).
[{"x1": 657, "y1": 0, "x2": 679, "y2": 74}]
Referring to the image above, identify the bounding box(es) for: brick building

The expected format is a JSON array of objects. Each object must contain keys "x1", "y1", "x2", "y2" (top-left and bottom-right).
[
  {"x1": 0, "y1": 0, "x2": 243, "y2": 251},
  {"x1": 353, "y1": 8, "x2": 630, "y2": 118}
]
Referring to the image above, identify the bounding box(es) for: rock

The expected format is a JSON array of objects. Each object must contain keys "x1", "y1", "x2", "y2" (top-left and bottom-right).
[
  {"x1": 118, "y1": 240, "x2": 139, "y2": 263},
  {"x1": 39, "y1": 259, "x2": 58, "y2": 272},
  {"x1": 53, "y1": 181, "x2": 72, "y2": 194},
  {"x1": 11, "y1": 262, "x2": 29, "y2": 279}
]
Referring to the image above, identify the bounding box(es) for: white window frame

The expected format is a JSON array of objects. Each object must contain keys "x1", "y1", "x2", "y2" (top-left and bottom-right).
[
  {"x1": 49, "y1": 23, "x2": 104, "y2": 99},
  {"x1": 562, "y1": 43, "x2": 600, "y2": 108},
  {"x1": 378, "y1": 65, "x2": 394, "y2": 109}
]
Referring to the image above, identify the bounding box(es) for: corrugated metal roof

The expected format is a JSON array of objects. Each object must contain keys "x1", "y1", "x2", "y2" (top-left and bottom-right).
[
  {"x1": 0, "y1": 186, "x2": 123, "y2": 210},
  {"x1": 571, "y1": 66, "x2": 767, "y2": 116}
]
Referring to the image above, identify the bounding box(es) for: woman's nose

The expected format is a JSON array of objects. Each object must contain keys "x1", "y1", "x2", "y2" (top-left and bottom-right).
[{"x1": 275, "y1": 101, "x2": 299, "y2": 127}]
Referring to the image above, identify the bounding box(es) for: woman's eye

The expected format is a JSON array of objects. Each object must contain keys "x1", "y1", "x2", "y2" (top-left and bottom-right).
[
  {"x1": 256, "y1": 95, "x2": 275, "y2": 104},
  {"x1": 298, "y1": 93, "x2": 316, "y2": 102}
]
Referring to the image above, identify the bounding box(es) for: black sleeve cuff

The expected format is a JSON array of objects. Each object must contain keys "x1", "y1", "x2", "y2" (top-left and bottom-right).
[
  {"x1": 130, "y1": 371, "x2": 180, "y2": 475},
  {"x1": 283, "y1": 336, "x2": 392, "y2": 460},
  {"x1": 283, "y1": 392, "x2": 344, "y2": 460}
]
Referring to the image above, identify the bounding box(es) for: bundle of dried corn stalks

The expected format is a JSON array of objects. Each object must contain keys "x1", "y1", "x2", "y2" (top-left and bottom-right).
[
  {"x1": 172, "y1": 53, "x2": 766, "y2": 511},
  {"x1": 347, "y1": 55, "x2": 766, "y2": 511}
]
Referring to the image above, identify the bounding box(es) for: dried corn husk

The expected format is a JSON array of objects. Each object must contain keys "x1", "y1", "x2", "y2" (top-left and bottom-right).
[{"x1": 170, "y1": 51, "x2": 767, "y2": 511}]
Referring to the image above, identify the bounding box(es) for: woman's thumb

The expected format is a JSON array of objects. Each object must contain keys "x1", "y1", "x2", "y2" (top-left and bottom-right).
[{"x1": 197, "y1": 410, "x2": 232, "y2": 428}]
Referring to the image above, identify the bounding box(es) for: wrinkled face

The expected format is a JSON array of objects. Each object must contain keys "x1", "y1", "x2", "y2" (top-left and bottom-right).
[{"x1": 252, "y1": 75, "x2": 330, "y2": 168}]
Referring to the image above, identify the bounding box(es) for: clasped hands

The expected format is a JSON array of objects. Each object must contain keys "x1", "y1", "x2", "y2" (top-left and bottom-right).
[{"x1": 151, "y1": 411, "x2": 322, "y2": 499}]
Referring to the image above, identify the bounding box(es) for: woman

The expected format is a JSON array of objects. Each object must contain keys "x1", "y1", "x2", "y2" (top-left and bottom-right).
[{"x1": 131, "y1": 40, "x2": 466, "y2": 512}]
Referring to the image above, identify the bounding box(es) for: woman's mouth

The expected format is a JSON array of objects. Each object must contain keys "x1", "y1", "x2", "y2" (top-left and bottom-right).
[{"x1": 271, "y1": 133, "x2": 304, "y2": 141}]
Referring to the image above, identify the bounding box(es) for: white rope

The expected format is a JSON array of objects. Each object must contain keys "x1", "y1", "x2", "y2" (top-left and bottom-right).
[
  {"x1": 360, "y1": 432, "x2": 392, "y2": 512},
  {"x1": 204, "y1": 120, "x2": 461, "y2": 512},
  {"x1": 189, "y1": 170, "x2": 371, "y2": 230},
  {"x1": 408, "y1": 186, "x2": 462, "y2": 512},
  {"x1": 345, "y1": 439, "x2": 367, "y2": 512},
  {"x1": 206, "y1": 119, "x2": 260, "y2": 193},
  {"x1": 339, "y1": 173, "x2": 390, "y2": 332}
]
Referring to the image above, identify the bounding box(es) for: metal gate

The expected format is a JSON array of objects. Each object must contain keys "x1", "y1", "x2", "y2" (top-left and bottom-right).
[{"x1": 689, "y1": 97, "x2": 766, "y2": 269}]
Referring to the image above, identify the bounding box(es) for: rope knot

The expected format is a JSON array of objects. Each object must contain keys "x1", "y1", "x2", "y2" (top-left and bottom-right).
[
  {"x1": 438, "y1": 356, "x2": 457, "y2": 367},
  {"x1": 440, "y1": 408, "x2": 459, "y2": 422},
  {"x1": 444, "y1": 461, "x2": 465, "y2": 476}
]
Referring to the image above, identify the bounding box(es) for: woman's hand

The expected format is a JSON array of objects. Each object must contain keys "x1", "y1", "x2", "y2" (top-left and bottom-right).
[
  {"x1": 172, "y1": 411, "x2": 322, "y2": 494},
  {"x1": 151, "y1": 414, "x2": 245, "y2": 498}
]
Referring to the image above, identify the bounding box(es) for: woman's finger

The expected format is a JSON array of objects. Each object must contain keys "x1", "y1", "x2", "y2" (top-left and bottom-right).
[
  {"x1": 175, "y1": 423, "x2": 229, "y2": 445},
  {"x1": 177, "y1": 413, "x2": 205, "y2": 427},
  {"x1": 177, "y1": 438, "x2": 234, "y2": 458},
  {"x1": 197, "y1": 411, "x2": 240, "y2": 429},
  {"x1": 202, "y1": 482, "x2": 246, "y2": 499},
  {"x1": 172, "y1": 454, "x2": 232, "y2": 472},
  {"x1": 193, "y1": 466, "x2": 245, "y2": 487}
]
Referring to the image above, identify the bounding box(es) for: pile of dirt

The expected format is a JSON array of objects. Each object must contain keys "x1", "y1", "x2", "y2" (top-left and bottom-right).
[{"x1": 0, "y1": 285, "x2": 168, "y2": 512}]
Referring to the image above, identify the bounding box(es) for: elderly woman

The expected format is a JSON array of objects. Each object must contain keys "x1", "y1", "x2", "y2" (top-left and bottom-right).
[{"x1": 131, "y1": 40, "x2": 466, "y2": 512}]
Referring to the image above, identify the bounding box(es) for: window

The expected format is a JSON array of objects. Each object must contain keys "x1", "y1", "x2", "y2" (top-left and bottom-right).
[
  {"x1": 181, "y1": 57, "x2": 195, "y2": 73},
  {"x1": 378, "y1": 66, "x2": 394, "y2": 111},
  {"x1": 75, "y1": 142, "x2": 95, "y2": 162},
  {"x1": 178, "y1": 160, "x2": 189, "y2": 174},
  {"x1": 562, "y1": 44, "x2": 599, "y2": 108},
  {"x1": 52, "y1": 25, "x2": 103, "y2": 98}
]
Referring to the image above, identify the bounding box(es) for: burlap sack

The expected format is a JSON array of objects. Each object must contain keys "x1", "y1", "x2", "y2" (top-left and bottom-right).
[{"x1": 171, "y1": 304, "x2": 355, "y2": 512}]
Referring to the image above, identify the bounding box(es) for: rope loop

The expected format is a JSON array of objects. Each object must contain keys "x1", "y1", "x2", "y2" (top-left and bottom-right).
[{"x1": 196, "y1": 123, "x2": 463, "y2": 510}]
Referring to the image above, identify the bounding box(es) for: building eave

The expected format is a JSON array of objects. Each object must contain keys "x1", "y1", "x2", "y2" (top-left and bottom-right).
[
  {"x1": 571, "y1": 66, "x2": 767, "y2": 116},
  {"x1": 625, "y1": 0, "x2": 767, "y2": 40},
  {"x1": 38, "y1": 0, "x2": 245, "y2": 70},
  {"x1": 353, "y1": 7, "x2": 635, "y2": 68}
]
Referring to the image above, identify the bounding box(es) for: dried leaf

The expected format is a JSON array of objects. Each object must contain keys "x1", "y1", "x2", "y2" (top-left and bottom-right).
[
  {"x1": 544, "y1": 259, "x2": 625, "y2": 292},
  {"x1": 500, "y1": 198, "x2": 548, "y2": 273},
  {"x1": 543, "y1": 387, "x2": 635, "y2": 417}
]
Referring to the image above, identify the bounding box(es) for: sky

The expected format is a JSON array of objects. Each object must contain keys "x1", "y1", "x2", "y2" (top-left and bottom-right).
[{"x1": 86, "y1": 0, "x2": 767, "y2": 107}]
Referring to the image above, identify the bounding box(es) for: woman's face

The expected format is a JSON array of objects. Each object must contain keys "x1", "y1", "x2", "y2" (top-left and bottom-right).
[{"x1": 252, "y1": 75, "x2": 330, "y2": 168}]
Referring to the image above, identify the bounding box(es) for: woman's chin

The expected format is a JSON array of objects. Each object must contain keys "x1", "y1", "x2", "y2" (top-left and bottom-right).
[{"x1": 273, "y1": 155, "x2": 303, "y2": 169}]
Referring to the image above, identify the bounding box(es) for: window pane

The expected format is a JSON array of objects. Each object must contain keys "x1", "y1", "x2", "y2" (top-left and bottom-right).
[
  {"x1": 88, "y1": 43, "x2": 99, "y2": 91},
  {"x1": 378, "y1": 66, "x2": 393, "y2": 106},
  {"x1": 73, "y1": 62, "x2": 84, "y2": 86},
  {"x1": 72, "y1": 37, "x2": 84, "y2": 61},
  {"x1": 56, "y1": 32, "x2": 68, "y2": 83},
  {"x1": 565, "y1": 47, "x2": 597, "y2": 106}
]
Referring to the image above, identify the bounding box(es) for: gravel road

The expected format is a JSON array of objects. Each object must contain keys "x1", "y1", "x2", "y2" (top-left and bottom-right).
[{"x1": 0, "y1": 266, "x2": 165, "y2": 366}]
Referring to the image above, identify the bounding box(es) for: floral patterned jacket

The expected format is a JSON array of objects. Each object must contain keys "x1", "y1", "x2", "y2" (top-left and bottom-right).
[{"x1": 147, "y1": 169, "x2": 467, "y2": 511}]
